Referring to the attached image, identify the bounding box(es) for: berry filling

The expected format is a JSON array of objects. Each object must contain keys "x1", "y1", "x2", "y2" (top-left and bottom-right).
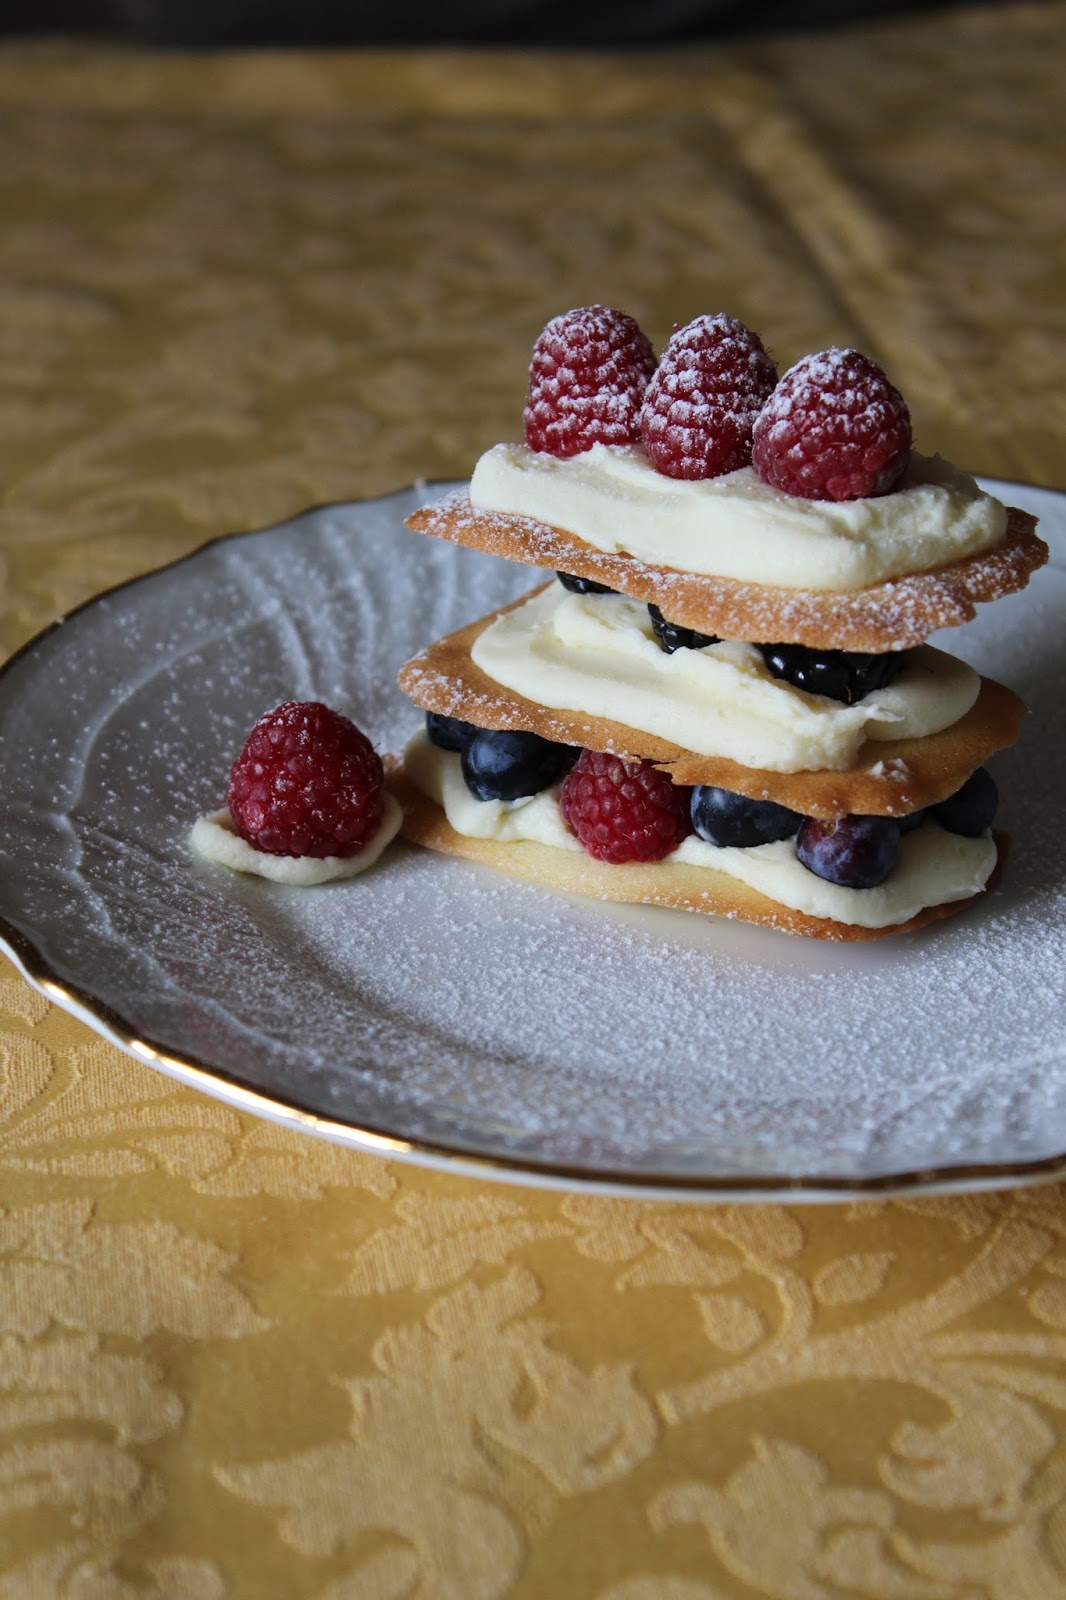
[
  {"x1": 560, "y1": 750, "x2": 693, "y2": 864},
  {"x1": 556, "y1": 571, "x2": 616, "y2": 595},
  {"x1": 426, "y1": 711, "x2": 480, "y2": 753},
  {"x1": 795, "y1": 814, "x2": 902, "y2": 889},
  {"x1": 433, "y1": 728, "x2": 983, "y2": 897},
  {"x1": 647, "y1": 603, "x2": 720, "y2": 654},
  {"x1": 759, "y1": 642, "x2": 907, "y2": 704},
  {"x1": 428, "y1": 716, "x2": 579, "y2": 803},
  {"x1": 691, "y1": 785, "x2": 801, "y2": 849},
  {"x1": 641, "y1": 600, "x2": 903, "y2": 705},
  {"x1": 457, "y1": 726, "x2": 578, "y2": 803},
  {"x1": 928, "y1": 766, "x2": 998, "y2": 837}
]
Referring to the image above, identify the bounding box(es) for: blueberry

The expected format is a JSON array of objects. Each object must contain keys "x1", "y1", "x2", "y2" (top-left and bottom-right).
[
  {"x1": 690, "y1": 785, "x2": 802, "y2": 848},
  {"x1": 929, "y1": 767, "x2": 998, "y2": 837},
  {"x1": 898, "y1": 808, "x2": 926, "y2": 834},
  {"x1": 648, "y1": 604, "x2": 720, "y2": 655},
  {"x1": 795, "y1": 814, "x2": 901, "y2": 889},
  {"x1": 556, "y1": 571, "x2": 616, "y2": 595},
  {"x1": 760, "y1": 643, "x2": 906, "y2": 704},
  {"x1": 426, "y1": 711, "x2": 478, "y2": 753},
  {"x1": 461, "y1": 728, "x2": 578, "y2": 803}
]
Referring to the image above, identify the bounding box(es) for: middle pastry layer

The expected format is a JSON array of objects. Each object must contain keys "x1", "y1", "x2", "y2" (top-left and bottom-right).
[
  {"x1": 396, "y1": 591, "x2": 1026, "y2": 817},
  {"x1": 469, "y1": 583, "x2": 977, "y2": 773}
]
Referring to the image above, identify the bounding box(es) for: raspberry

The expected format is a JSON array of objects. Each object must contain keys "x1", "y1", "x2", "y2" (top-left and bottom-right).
[
  {"x1": 752, "y1": 347, "x2": 912, "y2": 501},
  {"x1": 228, "y1": 701, "x2": 384, "y2": 858},
  {"x1": 640, "y1": 313, "x2": 777, "y2": 479},
  {"x1": 523, "y1": 306, "x2": 656, "y2": 458},
  {"x1": 560, "y1": 750, "x2": 692, "y2": 865}
]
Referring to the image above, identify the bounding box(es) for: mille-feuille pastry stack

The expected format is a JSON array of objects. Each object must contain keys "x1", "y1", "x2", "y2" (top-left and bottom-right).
[{"x1": 394, "y1": 307, "x2": 1047, "y2": 941}]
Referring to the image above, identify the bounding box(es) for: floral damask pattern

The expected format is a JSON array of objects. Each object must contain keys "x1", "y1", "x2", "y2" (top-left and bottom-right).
[
  {"x1": 4, "y1": 9, "x2": 1066, "y2": 1594},
  {"x1": 218, "y1": 1269, "x2": 658, "y2": 1598},
  {"x1": 4, "y1": 987, "x2": 1066, "y2": 1597}
]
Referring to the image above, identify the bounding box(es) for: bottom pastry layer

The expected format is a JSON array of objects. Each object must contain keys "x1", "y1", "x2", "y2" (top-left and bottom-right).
[{"x1": 391, "y1": 754, "x2": 1002, "y2": 943}]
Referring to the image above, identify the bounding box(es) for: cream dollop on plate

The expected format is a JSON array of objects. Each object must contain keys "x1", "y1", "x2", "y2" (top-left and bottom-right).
[{"x1": 190, "y1": 793, "x2": 403, "y2": 885}]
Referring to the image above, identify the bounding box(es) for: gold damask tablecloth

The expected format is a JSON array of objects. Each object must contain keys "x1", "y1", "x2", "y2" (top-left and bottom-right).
[{"x1": 2, "y1": 11, "x2": 1066, "y2": 1596}]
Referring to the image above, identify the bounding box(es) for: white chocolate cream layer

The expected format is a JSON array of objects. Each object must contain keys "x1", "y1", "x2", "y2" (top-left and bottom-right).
[
  {"x1": 469, "y1": 443, "x2": 1006, "y2": 591},
  {"x1": 189, "y1": 793, "x2": 403, "y2": 885},
  {"x1": 404, "y1": 734, "x2": 995, "y2": 930},
  {"x1": 470, "y1": 585, "x2": 979, "y2": 773}
]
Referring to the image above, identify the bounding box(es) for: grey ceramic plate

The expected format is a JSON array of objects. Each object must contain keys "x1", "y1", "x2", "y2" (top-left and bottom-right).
[{"x1": 1, "y1": 479, "x2": 1064, "y2": 1200}]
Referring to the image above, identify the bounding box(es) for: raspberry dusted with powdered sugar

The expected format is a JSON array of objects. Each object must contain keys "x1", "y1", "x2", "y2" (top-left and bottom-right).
[
  {"x1": 640, "y1": 313, "x2": 778, "y2": 479},
  {"x1": 560, "y1": 750, "x2": 693, "y2": 865},
  {"x1": 228, "y1": 701, "x2": 384, "y2": 858},
  {"x1": 752, "y1": 347, "x2": 912, "y2": 502},
  {"x1": 523, "y1": 306, "x2": 656, "y2": 458}
]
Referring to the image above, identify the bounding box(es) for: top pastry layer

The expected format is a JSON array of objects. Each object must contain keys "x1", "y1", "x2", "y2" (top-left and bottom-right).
[
  {"x1": 471, "y1": 444, "x2": 1006, "y2": 590},
  {"x1": 406, "y1": 491, "x2": 1046, "y2": 651}
]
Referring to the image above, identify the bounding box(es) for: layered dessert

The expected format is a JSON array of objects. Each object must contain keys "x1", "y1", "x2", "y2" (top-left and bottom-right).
[{"x1": 396, "y1": 308, "x2": 1047, "y2": 939}]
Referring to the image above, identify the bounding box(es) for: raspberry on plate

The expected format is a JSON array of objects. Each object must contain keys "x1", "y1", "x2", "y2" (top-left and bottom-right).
[
  {"x1": 228, "y1": 700, "x2": 385, "y2": 858},
  {"x1": 752, "y1": 346, "x2": 912, "y2": 501},
  {"x1": 523, "y1": 305, "x2": 656, "y2": 458},
  {"x1": 560, "y1": 749, "x2": 692, "y2": 864},
  {"x1": 640, "y1": 313, "x2": 777, "y2": 479}
]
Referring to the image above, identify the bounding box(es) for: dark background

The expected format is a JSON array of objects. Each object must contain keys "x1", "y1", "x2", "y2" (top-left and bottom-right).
[{"x1": 0, "y1": 0, "x2": 1014, "y2": 45}]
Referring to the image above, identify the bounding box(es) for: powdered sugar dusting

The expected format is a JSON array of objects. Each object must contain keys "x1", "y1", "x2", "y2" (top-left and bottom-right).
[{"x1": 0, "y1": 481, "x2": 1062, "y2": 1192}]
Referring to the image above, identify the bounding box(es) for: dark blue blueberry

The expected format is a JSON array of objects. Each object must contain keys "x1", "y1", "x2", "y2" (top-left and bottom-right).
[
  {"x1": 461, "y1": 728, "x2": 578, "y2": 803},
  {"x1": 556, "y1": 571, "x2": 616, "y2": 595},
  {"x1": 760, "y1": 643, "x2": 906, "y2": 704},
  {"x1": 426, "y1": 711, "x2": 478, "y2": 753},
  {"x1": 690, "y1": 785, "x2": 802, "y2": 849},
  {"x1": 648, "y1": 604, "x2": 720, "y2": 655},
  {"x1": 929, "y1": 767, "x2": 998, "y2": 837},
  {"x1": 795, "y1": 814, "x2": 901, "y2": 889},
  {"x1": 898, "y1": 808, "x2": 926, "y2": 834}
]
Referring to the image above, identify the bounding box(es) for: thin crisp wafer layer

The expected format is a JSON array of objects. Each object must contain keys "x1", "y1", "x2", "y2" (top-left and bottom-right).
[
  {"x1": 406, "y1": 492, "x2": 1046, "y2": 651},
  {"x1": 391, "y1": 770, "x2": 1003, "y2": 943},
  {"x1": 397, "y1": 596, "x2": 1026, "y2": 818}
]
